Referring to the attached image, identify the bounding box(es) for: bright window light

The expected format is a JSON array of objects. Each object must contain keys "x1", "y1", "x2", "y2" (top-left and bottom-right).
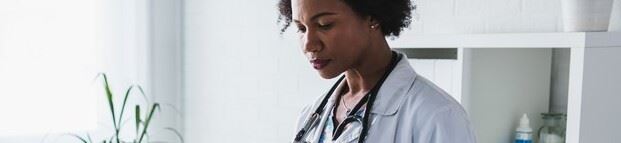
[{"x1": 0, "y1": 0, "x2": 99, "y2": 136}]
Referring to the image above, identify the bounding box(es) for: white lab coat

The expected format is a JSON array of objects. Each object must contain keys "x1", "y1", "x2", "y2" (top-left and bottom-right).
[{"x1": 293, "y1": 53, "x2": 477, "y2": 143}]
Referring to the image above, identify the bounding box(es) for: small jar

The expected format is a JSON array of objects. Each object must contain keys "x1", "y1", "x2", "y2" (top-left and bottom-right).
[{"x1": 538, "y1": 113, "x2": 566, "y2": 143}]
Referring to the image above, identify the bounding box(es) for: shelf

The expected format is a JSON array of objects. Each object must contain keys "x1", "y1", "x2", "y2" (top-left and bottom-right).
[
  {"x1": 463, "y1": 48, "x2": 561, "y2": 143},
  {"x1": 388, "y1": 32, "x2": 621, "y2": 49},
  {"x1": 393, "y1": 48, "x2": 458, "y2": 59},
  {"x1": 388, "y1": 32, "x2": 621, "y2": 143}
]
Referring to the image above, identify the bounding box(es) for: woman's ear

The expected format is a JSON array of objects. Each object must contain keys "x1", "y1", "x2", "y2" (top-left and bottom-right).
[{"x1": 367, "y1": 17, "x2": 380, "y2": 30}]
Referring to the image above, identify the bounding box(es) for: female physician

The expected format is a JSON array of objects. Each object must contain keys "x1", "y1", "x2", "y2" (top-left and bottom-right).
[{"x1": 277, "y1": 0, "x2": 477, "y2": 142}]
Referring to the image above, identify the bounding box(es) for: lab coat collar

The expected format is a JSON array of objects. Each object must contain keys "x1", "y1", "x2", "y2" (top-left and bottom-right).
[
  {"x1": 328, "y1": 52, "x2": 417, "y2": 142},
  {"x1": 329, "y1": 52, "x2": 417, "y2": 116},
  {"x1": 369, "y1": 52, "x2": 417, "y2": 115}
]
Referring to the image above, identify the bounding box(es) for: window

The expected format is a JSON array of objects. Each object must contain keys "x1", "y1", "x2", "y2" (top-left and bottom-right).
[{"x1": 0, "y1": 0, "x2": 99, "y2": 136}]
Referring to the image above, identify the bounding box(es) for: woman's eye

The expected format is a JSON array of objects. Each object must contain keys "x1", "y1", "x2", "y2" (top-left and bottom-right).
[
  {"x1": 318, "y1": 23, "x2": 333, "y2": 30},
  {"x1": 296, "y1": 26, "x2": 307, "y2": 33}
]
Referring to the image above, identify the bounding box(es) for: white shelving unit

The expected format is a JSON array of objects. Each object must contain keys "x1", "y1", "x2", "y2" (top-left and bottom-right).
[{"x1": 389, "y1": 32, "x2": 621, "y2": 143}]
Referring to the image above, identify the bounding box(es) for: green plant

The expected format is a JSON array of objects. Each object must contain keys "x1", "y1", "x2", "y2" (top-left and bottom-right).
[{"x1": 70, "y1": 73, "x2": 183, "y2": 143}]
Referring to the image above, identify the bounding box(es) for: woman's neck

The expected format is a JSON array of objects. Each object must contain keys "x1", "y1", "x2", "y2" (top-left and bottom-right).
[{"x1": 344, "y1": 41, "x2": 392, "y2": 97}]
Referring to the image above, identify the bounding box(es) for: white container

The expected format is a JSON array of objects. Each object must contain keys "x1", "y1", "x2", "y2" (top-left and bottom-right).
[
  {"x1": 515, "y1": 114, "x2": 533, "y2": 143},
  {"x1": 610, "y1": 0, "x2": 621, "y2": 31},
  {"x1": 561, "y1": 0, "x2": 615, "y2": 32}
]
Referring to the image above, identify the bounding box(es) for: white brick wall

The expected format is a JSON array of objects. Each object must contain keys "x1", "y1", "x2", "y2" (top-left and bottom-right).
[{"x1": 409, "y1": 0, "x2": 562, "y2": 34}]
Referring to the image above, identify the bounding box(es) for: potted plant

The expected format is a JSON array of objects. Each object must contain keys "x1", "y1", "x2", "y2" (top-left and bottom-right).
[{"x1": 69, "y1": 73, "x2": 183, "y2": 143}]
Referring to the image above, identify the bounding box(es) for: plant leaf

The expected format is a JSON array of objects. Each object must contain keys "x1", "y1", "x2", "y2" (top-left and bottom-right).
[
  {"x1": 160, "y1": 103, "x2": 183, "y2": 119},
  {"x1": 107, "y1": 136, "x2": 114, "y2": 143},
  {"x1": 165, "y1": 127, "x2": 185, "y2": 143},
  {"x1": 135, "y1": 85, "x2": 150, "y2": 104},
  {"x1": 138, "y1": 103, "x2": 160, "y2": 143},
  {"x1": 100, "y1": 74, "x2": 121, "y2": 143},
  {"x1": 100, "y1": 74, "x2": 118, "y2": 131},
  {"x1": 87, "y1": 133, "x2": 93, "y2": 143},
  {"x1": 135, "y1": 105, "x2": 141, "y2": 136},
  {"x1": 65, "y1": 133, "x2": 88, "y2": 143},
  {"x1": 118, "y1": 85, "x2": 134, "y2": 129}
]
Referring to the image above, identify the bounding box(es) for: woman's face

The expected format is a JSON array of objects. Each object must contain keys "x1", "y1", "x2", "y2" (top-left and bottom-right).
[{"x1": 292, "y1": 0, "x2": 374, "y2": 79}]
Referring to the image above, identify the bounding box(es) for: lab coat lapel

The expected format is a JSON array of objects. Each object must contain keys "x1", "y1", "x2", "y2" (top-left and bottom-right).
[
  {"x1": 305, "y1": 78, "x2": 348, "y2": 143},
  {"x1": 342, "y1": 52, "x2": 418, "y2": 142},
  {"x1": 368, "y1": 52, "x2": 418, "y2": 116}
]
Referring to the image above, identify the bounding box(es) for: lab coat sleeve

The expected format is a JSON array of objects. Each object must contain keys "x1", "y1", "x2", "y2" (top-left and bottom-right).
[{"x1": 424, "y1": 106, "x2": 477, "y2": 143}]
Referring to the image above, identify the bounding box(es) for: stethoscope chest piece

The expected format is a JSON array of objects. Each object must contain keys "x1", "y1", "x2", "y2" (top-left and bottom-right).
[{"x1": 295, "y1": 113, "x2": 320, "y2": 142}]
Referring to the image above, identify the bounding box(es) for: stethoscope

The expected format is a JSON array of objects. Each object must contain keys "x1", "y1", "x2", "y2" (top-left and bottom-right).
[{"x1": 294, "y1": 51, "x2": 402, "y2": 143}]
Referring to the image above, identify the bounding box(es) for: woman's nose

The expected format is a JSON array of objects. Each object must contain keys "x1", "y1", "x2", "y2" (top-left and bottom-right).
[{"x1": 303, "y1": 31, "x2": 322, "y2": 53}]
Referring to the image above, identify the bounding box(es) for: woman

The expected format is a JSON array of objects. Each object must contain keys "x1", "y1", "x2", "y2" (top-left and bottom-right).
[{"x1": 277, "y1": 0, "x2": 477, "y2": 142}]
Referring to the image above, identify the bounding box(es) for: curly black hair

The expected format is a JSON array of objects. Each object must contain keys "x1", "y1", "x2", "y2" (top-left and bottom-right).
[{"x1": 277, "y1": 0, "x2": 415, "y2": 37}]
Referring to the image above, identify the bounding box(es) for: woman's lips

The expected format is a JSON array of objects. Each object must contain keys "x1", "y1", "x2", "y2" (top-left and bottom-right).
[{"x1": 310, "y1": 59, "x2": 331, "y2": 70}]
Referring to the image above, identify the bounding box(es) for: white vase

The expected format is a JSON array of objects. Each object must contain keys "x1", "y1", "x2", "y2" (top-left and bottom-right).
[
  {"x1": 561, "y1": 0, "x2": 615, "y2": 32},
  {"x1": 610, "y1": 0, "x2": 621, "y2": 31}
]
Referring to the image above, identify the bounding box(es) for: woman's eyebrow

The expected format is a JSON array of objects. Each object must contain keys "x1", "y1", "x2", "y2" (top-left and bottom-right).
[
  {"x1": 309, "y1": 12, "x2": 336, "y2": 21},
  {"x1": 294, "y1": 12, "x2": 337, "y2": 23}
]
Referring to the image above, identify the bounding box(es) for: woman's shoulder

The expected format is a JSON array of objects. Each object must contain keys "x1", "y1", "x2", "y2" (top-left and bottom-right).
[{"x1": 402, "y1": 75, "x2": 467, "y2": 118}]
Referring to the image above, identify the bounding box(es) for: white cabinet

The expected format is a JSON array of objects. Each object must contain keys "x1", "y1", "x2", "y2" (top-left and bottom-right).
[{"x1": 390, "y1": 32, "x2": 621, "y2": 143}]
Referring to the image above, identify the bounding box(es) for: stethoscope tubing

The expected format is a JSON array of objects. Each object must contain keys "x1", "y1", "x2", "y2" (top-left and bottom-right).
[{"x1": 294, "y1": 52, "x2": 401, "y2": 143}]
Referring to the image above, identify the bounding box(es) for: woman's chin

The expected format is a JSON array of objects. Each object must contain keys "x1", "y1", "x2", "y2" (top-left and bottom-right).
[{"x1": 317, "y1": 70, "x2": 341, "y2": 79}]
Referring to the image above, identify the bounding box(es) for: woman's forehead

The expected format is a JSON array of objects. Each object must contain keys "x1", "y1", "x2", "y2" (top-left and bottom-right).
[{"x1": 292, "y1": 0, "x2": 348, "y2": 22}]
